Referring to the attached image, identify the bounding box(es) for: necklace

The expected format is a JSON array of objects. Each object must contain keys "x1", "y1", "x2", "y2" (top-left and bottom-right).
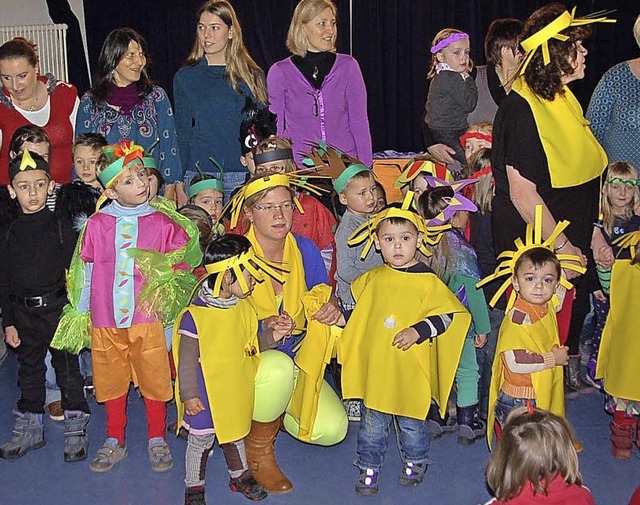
[{"x1": 15, "y1": 82, "x2": 41, "y2": 111}]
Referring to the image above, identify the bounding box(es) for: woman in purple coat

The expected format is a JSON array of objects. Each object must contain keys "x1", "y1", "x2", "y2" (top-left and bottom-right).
[{"x1": 266, "y1": 0, "x2": 372, "y2": 167}]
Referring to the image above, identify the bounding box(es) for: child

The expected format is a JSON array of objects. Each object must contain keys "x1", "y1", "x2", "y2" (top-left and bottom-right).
[
  {"x1": 72, "y1": 133, "x2": 107, "y2": 191},
  {"x1": 485, "y1": 407, "x2": 595, "y2": 505},
  {"x1": 341, "y1": 195, "x2": 471, "y2": 495},
  {"x1": 78, "y1": 141, "x2": 191, "y2": 473},
  {"x1": 392, "y1": 155, "x2": 453, "y2": 203},
  {"x1": 239, "y1": 101, "x2": 277, "y2": 177},
  {"x1": 0, "y1": 150, "x2": 90, "y2": 462},
  {"x1": 374, "y1": 180, "x2": 387, "y2": 213},
  {"x1": 174, "y1": 234, "x2": 290, "y2": 504},
  {"x1": 460, "y1": 122, "x2": 492, "y2": 169},
  {"x1": 424, "y1": 29, "x2": 478, "y2": 167},
  {"x1": 418, "y1": 177, "x2": 490, "y2": 444},
  {"x1": 187, "y1": 170, "x2": 226, "y2": 241}
]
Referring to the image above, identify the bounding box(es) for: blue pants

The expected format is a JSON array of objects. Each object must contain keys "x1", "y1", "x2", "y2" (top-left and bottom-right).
[
  {"x1": 476, "y1": 307, "x2": 504, "y2": 420},
  {"x1": 355, "y1": 403, "x2": 432, "y2": 472},
  {"x1": 494, "y1": 391, "x2": 536, "y2": 428}
]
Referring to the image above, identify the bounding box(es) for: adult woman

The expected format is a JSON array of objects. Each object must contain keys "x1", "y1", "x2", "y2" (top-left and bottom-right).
[
  {"x1": 173, "y1": 0, "x2": 268, "y2": 201},
  {"x1": 231, "y1": 172, "x2": 347, "y2": 494},
  {"x1": 587, "y1": 15, "x2": 640, "y2": 169},
  {"x1": 0, "y1": 37, "x2": 78, "y2": 185},
  {"x1": 491, "y1": 4, "x2": 611, "y2": 392},
  {"x1": 267, "y1": 0, "x2": 372, "y2": 167},
  {"x1": 75, "y1": 29, "x2": 181, "y2": 195}
]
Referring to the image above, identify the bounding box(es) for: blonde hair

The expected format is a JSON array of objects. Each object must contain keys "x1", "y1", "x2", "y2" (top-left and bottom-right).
[
  {"x1": 486, "y1": 407, "x2": 582, "y2": 502},
  {"x1": 601, "y1": 162, "x2": 640, "y2": 236},
  {"x1": 634, "y1": 14, "x2": 640, "y2": 49},
  {"x1": 255, "y1": 136, "x2": 298, "y2": 173},
  {"x1": 427, "y1": 28, "x2": 474, "y2": 79},
  {"x1": 465, "y1": 148, "x2": 494, "y2": 214},
  {"x1": 185, "y1": 1, "x2": 267, "y2": 103},
  {"x1": 466, "y1": 122, "x2": 492, "y2": 137},
  {"x1": 286, "y1": 0, "x2": 337, "y2": 57}
]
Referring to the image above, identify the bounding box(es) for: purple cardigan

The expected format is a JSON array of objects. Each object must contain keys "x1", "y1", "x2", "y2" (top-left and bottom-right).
[{"x1": 266, "y1": 53, "x2": 373, "y2": 167}]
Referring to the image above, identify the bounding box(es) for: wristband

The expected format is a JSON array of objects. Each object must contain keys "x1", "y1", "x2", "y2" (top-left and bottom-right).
[{"x1": 554, "y1": 239, "x2": 568, "y2": 253}]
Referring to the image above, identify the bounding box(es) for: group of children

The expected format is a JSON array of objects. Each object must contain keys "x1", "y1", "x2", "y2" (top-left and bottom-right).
[{"x1": 1, "y1": 27, "x2": 639, "y2": 505}]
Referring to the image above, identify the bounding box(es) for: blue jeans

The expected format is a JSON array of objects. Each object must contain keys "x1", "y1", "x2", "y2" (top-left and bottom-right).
[
  {"x1": 494, "y1": 390, "x2": 536, "y2": 428},
  {"x1": 44, "y1": 350, "x2": 61, "y2": 405},
  {"x1": 476, "y1": 307, "x2": 504, "y2": 421},
  {"x1": 355, "y1": 403, "x2": 432, "y2": 472}
]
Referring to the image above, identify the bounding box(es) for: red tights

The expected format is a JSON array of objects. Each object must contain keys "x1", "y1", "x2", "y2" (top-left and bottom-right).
[{"x1": 105, "y1": 393, "x2": 167, "y2": 445}]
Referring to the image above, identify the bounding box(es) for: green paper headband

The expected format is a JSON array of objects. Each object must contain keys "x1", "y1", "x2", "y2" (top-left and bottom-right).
[
  {"x1": 188, "y1": 178, "x2": 224, "y2": 198},
  {"x1": 605, "y1": 177, "x2": 640, "y2": 186},
  {"x1": 333, "y1": 163, "x2": 371, "y2": 194}
]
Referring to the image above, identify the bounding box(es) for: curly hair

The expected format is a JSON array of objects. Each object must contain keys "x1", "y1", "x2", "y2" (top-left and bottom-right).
[{"x1": 521, "y1": 3, "x2": 591, "y2": 100}]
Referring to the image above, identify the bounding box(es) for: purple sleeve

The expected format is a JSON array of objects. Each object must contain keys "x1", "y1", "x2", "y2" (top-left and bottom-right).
[
  {"x1": 267, "y1": 62, "x2": 286, "y2": 138},
  {"x1": 344, "y1": 58, "x2": 373, "y2": 166},
  {"x1": 178, "y1": 310, "x2": 197, "y2": 336}
]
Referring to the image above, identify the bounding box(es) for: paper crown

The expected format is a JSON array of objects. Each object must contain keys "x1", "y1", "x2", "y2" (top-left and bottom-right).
[
  {"x1": 188, "y1": 158, "x2": 224, "y2": 199},
  {"x1": 347, "y1": 191, "x2": 451, "y2": 260},
  {"x1": 612, "y1": 231, "x2": 640, "y2": 260},
  {"x1": 203, "y1": 246, "x2": 288, "y2": 298},
  {"x1": 301, "y1": 141, "x2": 371, "y2": 193},
  {"x1": 394, "y1": 157, "x2": 453, "y2": 188},
  {"x1": 8, "y1": 149, "x2": 50, "y2": 181},
  {"x1": 422, "y1": 176, "x2": 478, "y2": 226},
  {"x1": 99, "y1": 140, "x2": 145, "y2": 188},
  {"x1": 254, "y1": 146, "x2": 294, "y2": 166},
  {"x1": 518, "y1": 7, "x2": 615, "y2": 76},
  {"x1": 477, "y1": 205, "x2": 586, "y2": 308}
]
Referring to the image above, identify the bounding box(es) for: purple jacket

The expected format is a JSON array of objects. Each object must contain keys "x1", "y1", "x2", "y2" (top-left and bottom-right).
[{"x1": 267, "y1": 53, "x2": 373, "y2": 167}]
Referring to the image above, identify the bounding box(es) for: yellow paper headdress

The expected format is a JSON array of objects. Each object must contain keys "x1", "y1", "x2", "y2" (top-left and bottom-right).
[
  {"x1": 301, "y1": 141, "x2": 371, "y2": 193},
  {"x1": 347, "y1": 191, "x2": 451, "y2": 260},
  {"x1": 223, "y1": 171, "x2": 327, "y2": 229},
  {"x1": 518, "y1": 7, "x2": 615, "y2": 75},
  {"x1": 612, "y1": 231, "x2": 640, "y2": 261},
  {"x1": 203, "y1": 246, "x2": 288, "y2": 298},
  {"x1": 477, "y1": 205, "x2": 586, "y2": 308}
]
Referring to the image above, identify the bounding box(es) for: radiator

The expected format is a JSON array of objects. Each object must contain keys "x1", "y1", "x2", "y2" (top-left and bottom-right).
[{"x1": 0, "y1": 24, "x2": 68, "y2": 82}]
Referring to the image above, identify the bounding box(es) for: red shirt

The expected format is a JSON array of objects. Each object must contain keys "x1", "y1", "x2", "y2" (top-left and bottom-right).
[{"x1": 489, "y1": 476, "x2": 594, "y2": 505}]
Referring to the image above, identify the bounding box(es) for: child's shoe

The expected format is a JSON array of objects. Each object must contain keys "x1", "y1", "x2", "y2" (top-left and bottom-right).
[
  {"x1": 148, "y1": 437, "x2": 173, "y2": 472},
  {"x1": 47, "y1": 400, "x2": 64, "y2": 421},
  {"x1": 426, "y1": 404, "x2": 458, "y2": 440},
  {"x1": 229, "y1": 469, "x2": 268, "y2": 501},
  {"x1": 63, "y1": 410, "x2": 90, "y2": 462},
  {"x1": 355, "y1": 468, "x2": 379, "y2": 496},
  {"x1": 456, "y1": 403, "x2": 485, "y2": 445},
  {"x1": 89, "y1": 437, "x2": 127, "y2": 472},
  {"x1": 610, "y1": 422, "x2": 634, "y2": 460},
  {"x1": 184, "y1": 486, "x2": 206, "y2": 505},
  {"x1": 343, "y1": 399, "x2": 361, "y2": 422},
  {"x1": 397, "y1": 462, "x2": 426, "y2": 487},
  {"x1": 0, "y1": 410, "x2": 45, "y2": 459}
]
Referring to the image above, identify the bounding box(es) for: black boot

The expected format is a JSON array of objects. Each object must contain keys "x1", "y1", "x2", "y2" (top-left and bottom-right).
[
  {"x1": 564, "y1": 355, "x2": 592, "y2": 398},
  {"x1": 456, "y1": 404, "x2": 485, "y2": 445},
  {"x1": 426, "y1": 402, "x2": 457, "y2": 440}
]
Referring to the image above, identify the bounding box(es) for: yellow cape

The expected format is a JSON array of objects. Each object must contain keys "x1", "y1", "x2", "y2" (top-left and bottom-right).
[
  {"x1": 288, "y1": 284, "x2": 342, "y2": 442},
  {"x1": 512, "y1": 77, "x2": 607, "y2": 189},
  {"x1": 339, "y1": 265, "x2": 471, "y2": 420},
  {"x1": 487, "y1": 301, "x2": 564, "y2": 448},
  {"x1": 596, "y1": 260, "x2": 640, "y2": 402},
  {"x1": 172, "y1": 300, "x2": 260, "y2": 444}
]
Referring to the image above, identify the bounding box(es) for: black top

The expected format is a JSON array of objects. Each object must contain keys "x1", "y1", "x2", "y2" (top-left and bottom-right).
[
  {"x1": 491, "y1": 92, "x2": 600, "y2": 257},
  {"x1": 0, "y1": 207, "x2": 77, "y2": 327},
  {"x1": 469, "y1": 212, "x2": 501, "y2": 305},
  {"x1": 291, "y1": 51, "x2": 337, "y2": 89},
  {"x1": 486, "y1": 64, "x2": 507, "y2": 108}
]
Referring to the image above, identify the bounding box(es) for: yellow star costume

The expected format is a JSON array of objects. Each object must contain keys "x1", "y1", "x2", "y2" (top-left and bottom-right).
[{"x1": 595, "y1": 231, "x2": 640, "y2": 402}]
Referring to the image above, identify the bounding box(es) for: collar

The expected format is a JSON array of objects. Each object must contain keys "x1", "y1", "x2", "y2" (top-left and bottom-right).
[{"x1": 102, "y1": 200, "x2": 155, "y2": 217}]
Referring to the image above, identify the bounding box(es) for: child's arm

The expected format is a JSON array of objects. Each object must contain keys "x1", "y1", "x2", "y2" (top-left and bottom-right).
[
  {"x1": 259, "y1": 313, "x2": 296, "y2": 350},
  {"x1": 443, "y1": 70, "x2": 478, "y2": 113},
  {"x1": 502, "y1": 344, "x2": 568, "y2": 374},
  {"x1": 392, "y1": 313, "x2": 453, "y2": 351},
  {"x1": 177, "y1": 313, "x2": 205, "y2": 416},
  {"x1": 457, "y1": 273, "x2": 491, "y2": 343}
]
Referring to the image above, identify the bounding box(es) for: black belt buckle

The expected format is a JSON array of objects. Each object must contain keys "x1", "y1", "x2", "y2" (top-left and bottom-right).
[{"x1": 26, "y1": 296, "x2": 45, "y2": 308}]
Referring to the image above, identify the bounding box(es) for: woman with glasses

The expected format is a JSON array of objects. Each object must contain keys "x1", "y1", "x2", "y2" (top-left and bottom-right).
[{"x1": 267, "y1": 0, "x2": 372, "y2": 167}]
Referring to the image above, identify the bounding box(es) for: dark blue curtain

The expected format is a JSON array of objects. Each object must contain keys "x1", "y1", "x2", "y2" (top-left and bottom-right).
[{"x1": 75, "y1": 0, "x2": 637, "y2": 153}]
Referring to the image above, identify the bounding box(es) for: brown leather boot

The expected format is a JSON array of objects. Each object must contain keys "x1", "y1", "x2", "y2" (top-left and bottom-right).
[
  {"x1": 610, "y1": 422, "x2": 633, "y2": 460},
  {"x1": 245, "y1": 419, "x2": 293, "y2": 494}
]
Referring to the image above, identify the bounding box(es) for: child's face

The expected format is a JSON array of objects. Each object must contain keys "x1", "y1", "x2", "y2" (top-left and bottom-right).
[
  {"x1": 255, "y1": 158, "x2": 289, "y2": 175},
  {"x1": 451, "y1": 210, "x2": 469, "y2": 230},
  {"x1": 106, "y1": 164, "x2": 149, "y2": 207},
  {"x1": 74, "y1": 145, "x2": 101, "y2": 185},
  {"x1": 464, "y1": 137, "x2": 491, "y2": 164},
  {"x1": 8, "y1": 169, "x2": 55, "y2": 214},
  {"x1": 605, "y1": 178, "x2": 637, "y2": 213},
  {"x1": 339, "y1": 175, "x2": 377, "y2": 217},
  {"x1": 411, "y1": 176, "x2": 429, "y2": 203},
  {"x1": 228, "y1": 269, "x2": 256, "y2": 299},
  {"x1": 374, "y1": 190, "x2": 387, "y2": 213},
  {"x1": 374, "y1": 220, "x2": 423, "y2": 269},
  {"x1": 11, "y1": 141, "x2": 49, "y2": 162},
  {"x1": 512, "y1": 260, "x2": 559, "y2": 306},
  {"x1": 192, "y1": 188, "x2": 224, "y2": 222},
  {"x1": 147, "y1": 171, "x2": 159, "y2": 199},
  {"x1": 437, "y1": 38, "x2": 470, "y2": 73},
  {"x1": 241, "y1": 152, "x2": 256, "y2": 175}
]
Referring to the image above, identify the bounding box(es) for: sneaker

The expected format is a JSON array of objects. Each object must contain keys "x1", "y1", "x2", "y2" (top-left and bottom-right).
[
  {"x1": 397, "y1": 462, "x2": 426, "y2": 487},
  {"x1": 355, "y1": 468, "x2": 379, "y2": 496},
  {"x1": 229, "y1": 470, "x2": 268, "y2": 501},
  {"x1": 83, "y1": 377, "x2": 94, "y2": 399},
  {"x1": 344, "y1": 399, "x2": 361, "y2": 422},
  {"x1": 90, "y1": 438, "x2": 127, "y2": 472},
  {"x1": 148, "y1": 437, "x2": 173, "y2": 472},
  {"x1": 47, "y1": 400, "x2": 64, "y2": 421}
]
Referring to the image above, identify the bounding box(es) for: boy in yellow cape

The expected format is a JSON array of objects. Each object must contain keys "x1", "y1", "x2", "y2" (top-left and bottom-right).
[{"x1": 339, "y1": 195, "x2": 471, "y2": 496}]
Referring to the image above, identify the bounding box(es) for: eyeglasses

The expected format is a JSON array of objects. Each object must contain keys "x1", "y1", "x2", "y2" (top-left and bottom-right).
[{"x1": 253, "y1": 201, "x2": 295, "y2": 213}]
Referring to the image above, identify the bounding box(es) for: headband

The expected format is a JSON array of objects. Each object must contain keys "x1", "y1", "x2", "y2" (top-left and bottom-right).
[
  {"x1": 423, "y1": 176, "x2": 478, "y2": 226},
  {"x1": 301, "y1": 141, "x2": 372, "y2": 193},
  {"x1": 347, "y1": 191, "x2": 451, "y2": 260},
  {"x1": 394, "y1": 158, "x2": 452, "y2": 188},
  {"x1": 477, "y1": 205, "x2": 586, "y2": 308},
  {"x1": 430, "y1": 32, "x2": 469, "y2": 54},
  {"x1": 203, "y1": 246, "x2": 287, "y2": 298},
  {"x1": 459, "y1": 131, "x2": 493, "y2": 149},
  {"x1": 9, "y1": 149, "x2": 50, "y2": 181},
  {"x1": 518, "y1": 7, "x2": 615, "y2": 75},
  {"x1": 254, "y1": 148, "x2": 294, "y2": 166},
  {"x1": 95, "y1": 140, "x2": 146, "y2": 211},
  {"x1": 188, "y1": 158, "x2": 225, "y2": 198},
  {"x1": 605, "y1": 177, "x2": 640, "y2": 186}
]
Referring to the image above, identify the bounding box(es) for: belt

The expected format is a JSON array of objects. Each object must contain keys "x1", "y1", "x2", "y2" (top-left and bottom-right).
[{"x1": 10, "y1": 286, "x2": 67, "y2": 308}]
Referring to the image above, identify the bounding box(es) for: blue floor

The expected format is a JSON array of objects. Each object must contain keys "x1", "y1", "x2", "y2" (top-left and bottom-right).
[{"x1": 0, "y1": 350, "x2": 638, "y2": 505}]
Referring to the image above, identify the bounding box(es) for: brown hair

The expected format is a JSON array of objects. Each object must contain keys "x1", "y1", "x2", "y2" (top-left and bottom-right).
[
  {"x1": 73, "y1": 133, "x2": 107, "y2": 154},
  {"x1": 286, "y1": 0, "x2": 337, "y2": 57},
  {"x1": 0, "y1": 37, "x2": 38, "y2": 67},
  {"x1": 521, "y1": 3, "x2": 591, "y2": 100},
  {"x1": 185, "y1": 1, "x2": 267, "y2": 104},
  {"x1": 514, "y1": 247, "x2": 561, "y2": 280},
  {"x1": 486, "y1": 407, "x2": 582, "y2": 501},
  {"x1": 179, "y1": 204, "x2": 215, "y2": 252},
  {"x1": 601, "y1": 162, "x2": 640, "y2": 236},
  {"x1": 8, "y1": 125, "x2": 50, "y2": 159},
  {"x1": 417, "y1": 186, "x2": 455, "y2": 280},
  {"x1": 427, "y1": 28, "x2": 474, "y2": 79},
  {"x1": 465, "y1": 148, "x2": 494, "y2": 214},
  {"x1": 484, "y1": 18, "x2": 524, "y2": 66},
  {"x1": 342, "y1": 169, "x2": 375, "y2": 194}
]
